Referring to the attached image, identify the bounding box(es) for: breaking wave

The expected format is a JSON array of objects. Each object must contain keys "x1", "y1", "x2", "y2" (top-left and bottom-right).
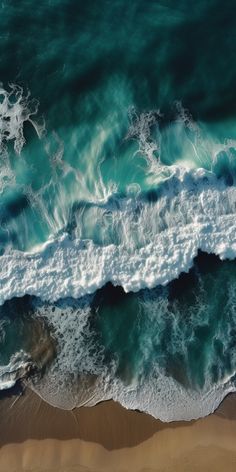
[
  {"x1": 0, "y1": 86, "x2": 235, "y2": 304},
  {"x1": 1, "y1": 84, "x2": 236, "y2": 422},
  {"x1": 3, "y1": 253, "x2": 236, "y2": 422},
  {"x1": 0, "y1": 168, "x2": 236, "y2": 305}
]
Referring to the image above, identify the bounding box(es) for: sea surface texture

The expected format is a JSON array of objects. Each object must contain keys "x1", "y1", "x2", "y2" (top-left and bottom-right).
[{"x1": 0, "y1": 0, "x2": 236, "y2": 421}]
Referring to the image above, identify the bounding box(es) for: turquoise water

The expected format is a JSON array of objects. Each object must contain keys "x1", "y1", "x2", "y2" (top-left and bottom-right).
[
  {"x1": 0, "y1": 0, "x2": 236, "y2": 420},
  {"x1": 2, "y1": 252, "x2": 236, "y2": 420}
]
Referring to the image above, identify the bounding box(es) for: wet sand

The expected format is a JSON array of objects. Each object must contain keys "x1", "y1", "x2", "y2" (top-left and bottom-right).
[{"x1": 0, "y1": 388, "x2": 236, "y2": 471}]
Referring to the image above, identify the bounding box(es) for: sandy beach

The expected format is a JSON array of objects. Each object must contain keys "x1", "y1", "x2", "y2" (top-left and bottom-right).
[{"x1": 0, "y1": 388, "x2": 236, "y2": 471}]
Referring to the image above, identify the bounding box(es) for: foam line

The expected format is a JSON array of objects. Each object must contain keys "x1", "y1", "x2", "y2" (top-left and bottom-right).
[{"x1": 0, "y1": 170, "x2": 235, "y2": 306}]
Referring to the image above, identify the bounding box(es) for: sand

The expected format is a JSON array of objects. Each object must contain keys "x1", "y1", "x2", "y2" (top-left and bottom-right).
[{"x1": 0, "y1": 389, "x2": 236, "y2": 471}]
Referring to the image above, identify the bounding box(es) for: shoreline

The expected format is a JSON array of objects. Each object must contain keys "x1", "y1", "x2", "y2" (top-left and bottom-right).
[{"x1": 1, "y1": 389, "x2": 236, "y2": 471}]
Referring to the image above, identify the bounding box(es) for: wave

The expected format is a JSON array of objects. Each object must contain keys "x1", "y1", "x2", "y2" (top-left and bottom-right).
[
  {"x1": 1, "y1": 84, "x2": 236, "y2": 257},
  {"x1": 1, "y1": 254, "x2": 236, "y2": 422},
  {"x1": 0, "y1": 351, "x2": 34, "y2": 390},
  {"x1": 1, "y1": 85, "x2": 236, "y2": 421},
  {"x1": 0, "y1": 168, "x2": 235, "y2": 305},
  {"x1": 22, "y1": 257, "x2": 236, "y2": 421}
]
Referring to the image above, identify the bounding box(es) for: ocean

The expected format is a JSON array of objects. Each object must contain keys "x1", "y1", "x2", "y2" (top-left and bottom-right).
[{"x1": 0, "y1": 0, "x2": 236, "y2": 421}]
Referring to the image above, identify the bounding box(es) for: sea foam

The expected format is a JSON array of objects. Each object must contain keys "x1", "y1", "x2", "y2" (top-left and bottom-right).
[
  {"x1": 0, "y1": 168, "x2": 235, "y2": 306},
  {"x1": 27, "y1": 281, "x2": 236, "y2": 422},
  {"x1": 0, "y1": 84, "x2": 44, "y2": 156}
]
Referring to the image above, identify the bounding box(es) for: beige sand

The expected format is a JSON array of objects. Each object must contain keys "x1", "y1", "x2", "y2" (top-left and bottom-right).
[{"x1": 0, "y1": 389, "x2": 236, "y2": 471}]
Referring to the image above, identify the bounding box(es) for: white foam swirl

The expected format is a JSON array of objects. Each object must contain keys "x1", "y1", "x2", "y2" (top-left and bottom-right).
[{"x1": 0, "y1": 84, "x2": 44, "y2": 156}]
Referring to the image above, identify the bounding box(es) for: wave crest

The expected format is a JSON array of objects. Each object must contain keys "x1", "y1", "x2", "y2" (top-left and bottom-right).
[{"x1": 0, "y1": 169, "x2": 235, "y2": 305}]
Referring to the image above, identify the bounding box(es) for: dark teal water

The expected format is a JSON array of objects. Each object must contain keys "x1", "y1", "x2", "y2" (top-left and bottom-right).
[{"x1": 0, "y1": 0, "x2": 236, "y2": 420}]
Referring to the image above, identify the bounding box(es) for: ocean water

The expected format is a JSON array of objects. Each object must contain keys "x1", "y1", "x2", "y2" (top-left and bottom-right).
[{"x1": 1, "y1": 0, "x2": 236, "y2": 421}]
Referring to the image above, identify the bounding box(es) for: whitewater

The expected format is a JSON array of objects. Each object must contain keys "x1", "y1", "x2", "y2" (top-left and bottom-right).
[
  {"x1": 0, "y1": 85, "x2": 236, "y2": 306},
  {"x1": 1, "y1": 84, "x2": 236, "y2": 423},
  {"x1": 0, "y1": 171, "x2": 236, "y2": 305}
]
